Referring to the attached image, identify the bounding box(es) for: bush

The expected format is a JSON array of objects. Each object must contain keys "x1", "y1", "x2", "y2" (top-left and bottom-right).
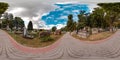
[
  {"x1": 39, "y1": 31, "x2": 51, "y2": 38},
  {"x1": 40, "y1": 36, "x2": 54, "y2": 42},
  {"x1": 31, "y1": 31, "x2": 39, "y2": 38}
]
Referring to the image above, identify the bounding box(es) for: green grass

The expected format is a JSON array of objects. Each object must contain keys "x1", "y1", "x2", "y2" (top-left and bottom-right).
[{"x1": 6, "y1": 30, "x2": 63, "y2": 48}]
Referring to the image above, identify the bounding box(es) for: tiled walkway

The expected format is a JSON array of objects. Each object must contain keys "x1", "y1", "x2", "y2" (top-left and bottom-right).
[{"x1": 0, "y1": 29, "x2": 120, "y2": 60}]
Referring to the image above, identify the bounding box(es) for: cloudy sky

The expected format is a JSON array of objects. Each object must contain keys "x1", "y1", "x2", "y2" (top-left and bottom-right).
[{"x1": 0, "y1": 0, "x2": 120, "y2": 29}]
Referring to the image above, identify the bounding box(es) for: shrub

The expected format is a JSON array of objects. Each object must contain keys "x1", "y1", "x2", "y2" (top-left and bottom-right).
[
  {"x1": 39, "y1": 31, "x2": 51, "y2": 38},
  {"x1": 40, "y1": 36, "x2": 54, "y2": 42},
  {"x1": 31, "y1": 31, "x2": 39, "y2": 38}
]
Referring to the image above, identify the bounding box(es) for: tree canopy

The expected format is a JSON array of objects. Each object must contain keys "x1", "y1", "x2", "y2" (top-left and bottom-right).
[
  {"x1": 0, "y1": 2, "x2": 9, "y2": 18},
  {"x1": 66, "y1": 14, "x2": 76, "y2": 32},
  {"x1": 14, "y1": 17, "x2": 24, "y2": 30},
  {"x1": 51, "y1": 26, "x2": 57, "y2": 32},
  {"x1": 98, "y1": 2, "x2": 120, "y2": 13}
]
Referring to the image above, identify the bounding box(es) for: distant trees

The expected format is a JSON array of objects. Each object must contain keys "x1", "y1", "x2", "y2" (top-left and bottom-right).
[
  {"x1": 27, "y1": 21, "x2": 33, "y2": 31},
  {"x1": 76, "y1": 11, "x2": 87, "y2": 33},
  {"x1": 0, "y1": 2, "x2": 25, "y2": 31},
  {"x1": 51, "y1": 26, "x2": 57, "y2": 32},
  {"x1": 65, "y1": 2, "x2": 120, "y2": 35},
  {"x1": 2, "y1": 13, "x2": 14, "y2": 30},
  {"x1": 8, "y1": 13, "x2": 13, "y2": 20},
  {"x1": 98, "y1": 2, "x2": 120, "y2": 32},
  {"x1": 14, "y1": 17, "x2": 24, "y2": 30},
  {"x1": 66, "y1": 14, "x2": 76, "y2": 32}
]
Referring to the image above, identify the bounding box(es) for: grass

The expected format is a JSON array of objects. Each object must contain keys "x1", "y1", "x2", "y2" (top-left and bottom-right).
[
  {"x1": 6, "y1": 30, "x2": 63, "y2": 48},
  {"x1": 72, "y1": 31, "x2": 114, "y2": 41}
]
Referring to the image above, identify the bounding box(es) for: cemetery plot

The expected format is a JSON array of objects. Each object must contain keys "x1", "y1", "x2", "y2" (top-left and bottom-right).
[
  {"x1": 72, "y1": 31, "x2": 114, "y2": 41},
  {"x1": 6, "y1": 30, "x2": 64, "y2": 48}
]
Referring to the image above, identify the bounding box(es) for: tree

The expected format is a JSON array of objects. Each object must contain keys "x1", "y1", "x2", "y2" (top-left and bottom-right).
[
  {"x1": 51, "y1": 26, "x2": 57, "y2": 32},
  {"x1": 27, "y1": 21, "x2": 33, "y2": 31},
  {"x1": 14, "y1": 17, "x2": 24, "y2": 30},
  {"x1": 72, "y1": 22, "x2": 77, "y2": 31},
  {"x1": 3, "y1": 13, "x2": 9, "y2": 20},
  {"x1": 9, "y1": 20, "x2": 14, "y2": 30},
  {"x1": 0, "y1": 2, "x2": 9, "y2": 18},
  {"x1": 66, "y1": 14, "x2": 75, "y2": 32},
  {"x1": 60, "y1": 26, "x2": 67, "y2": 31},
  {"x1": 8, "y1": 13, "x2": 13, "y2": 20},
  {"x1": 76, "y1": 10, "x2": 87, "y2": 33},
  {"x1": 2, "y1": 13, "x2": 14, "y2": 29},
  {"x1": 91, "y1": 8, "x2": 105, "y2": 32},
  {"x1": 98, "y1": 2, "x2": 120, "y2": 32}
]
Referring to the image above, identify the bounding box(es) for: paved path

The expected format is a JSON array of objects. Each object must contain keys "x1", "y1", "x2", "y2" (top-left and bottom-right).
[{"x1": 1, "y1": 29, "x2": 120, "y2": 60}]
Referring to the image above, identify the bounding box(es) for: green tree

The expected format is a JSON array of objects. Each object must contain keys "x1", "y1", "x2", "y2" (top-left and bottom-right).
[
  {"x1": 98, "y1": 2, "x2": 120, "y2": 32},
  {"x1": 0, "y1": 2, "x2": 9, "y2": 18},
  {"x1": 8, "y1": 13, "x2": 13, "y2": 20},
  {"x1": 66, "y1": 14, "x2": 76, "y2": 32},
  {"x1": 60, "y1": 26, "x2": 67, "y2": 31},
  {"x1": 76, "y1": 10, "x2": 86, "y2": 33},
  {"x1": 92, "y1": 8, "x2": 105, "y2": 32},
  {"x1": 27, "y1": 21, "x2": 33, "y2": 31},
  {"x1": 14, "y1": 17, "x2": 24, "y2": 30},
  {"x1": 51, "y1": 26, "x2": 57, "y2": 32},
  {"x1": 3, "y1": 13, "x2": 14, "y2": 29},
  {"x1": 9, "y1": 20, "x2": 14, "y2": 30}
]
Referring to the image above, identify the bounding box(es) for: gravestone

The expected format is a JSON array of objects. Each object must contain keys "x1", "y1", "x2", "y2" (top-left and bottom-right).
[
  {"x1": 6, "y1": 25, "x2": 11, "y2": 31},
  {"x1": 23, "y1": 27, "x2": 27, "y2": 37},
  {"x1": 92, "y1": 28, "x2": 98, "y2": 34},
  {"x1": 78, "y1": 31, "x2": 88, "y2": 38}
]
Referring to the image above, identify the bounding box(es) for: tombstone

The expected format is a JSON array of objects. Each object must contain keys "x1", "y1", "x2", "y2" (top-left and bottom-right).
[
  {"x1": 23, "y1": 27, "x2": 27, "y2": 37},
  {"x1": 92, "y1": 28, "x2": 98, "y2": 34},
  {"x1": 6, "y1": 25, "x2": 11, "y2": 31},
  {"x1": 55, "y1": 30, "x2": 61, "y2": 35}
]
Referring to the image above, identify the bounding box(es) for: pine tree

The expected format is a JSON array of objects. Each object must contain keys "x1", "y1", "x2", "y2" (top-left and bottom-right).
[{"x1": 27, "y1": 21, "x2": 33, "y2": 31}]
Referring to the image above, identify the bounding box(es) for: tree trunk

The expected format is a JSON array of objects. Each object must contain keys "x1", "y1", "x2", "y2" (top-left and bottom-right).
[{"x1": 89, "y1": 27, "x2": 92, "y2": 35}]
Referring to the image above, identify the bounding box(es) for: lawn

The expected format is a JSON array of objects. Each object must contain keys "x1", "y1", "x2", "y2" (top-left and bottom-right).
[
  {"x1": 72, "y1": 31, "x2": 114, "y2": 41},
  {"x1": 6, "y1": 30, "x2": 63, "y2": 48}
]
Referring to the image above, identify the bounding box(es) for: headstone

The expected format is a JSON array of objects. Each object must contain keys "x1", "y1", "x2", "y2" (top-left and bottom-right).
[
  {"x1": 92, "y1": 28, "x2": 98, "y2": 34},
  {"x1": 23, "y1": 27, "x2": 27, "y2": 37},
  {"x1": 6, "y1": 25, "x2": 11, "y2": 31},
  {"x1": 77, "y1": 31, "x2": 88, "y2": 38}
]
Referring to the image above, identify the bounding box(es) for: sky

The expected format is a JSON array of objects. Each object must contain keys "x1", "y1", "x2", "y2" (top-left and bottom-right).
[{"x1": 0, "y1": 0, "x2": 120, "y2": 29}]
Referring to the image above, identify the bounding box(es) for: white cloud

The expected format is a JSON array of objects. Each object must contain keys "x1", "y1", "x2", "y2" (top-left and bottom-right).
[
  {"x1": 88, "y1": 4, "x2": 98, "y2": 13},
  {"x1": 73, "y1": 10, "x2": 79, "y2": 12},
  {"x1": 22, "y1": 17, "x2": 30, "y2": 28},
  {"x1": 56, "y1": 1, "x2": 78, "y2": 4},
  {"x1": 56, "y1": 24, "x2": 66, "y2": 29},
  {"x1": 7, "y1": 7, "x2": 27, "y2": 16},
  {"x1": 59, "y1": 16, "x2": 67, "y2": 19},
  {"x1": 43, "y1": 24, "x2": 66, "y2": 30}
]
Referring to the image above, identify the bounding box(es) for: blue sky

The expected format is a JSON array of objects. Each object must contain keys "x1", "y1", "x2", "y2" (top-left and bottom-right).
[{"x1": 41, "y1": 3, "x2": 90, "y2": 29}]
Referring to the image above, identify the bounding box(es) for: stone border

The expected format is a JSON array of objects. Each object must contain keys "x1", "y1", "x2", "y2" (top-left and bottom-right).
[{"x1": 74, "y1": 31, "x2": 119, "y2": 44}]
